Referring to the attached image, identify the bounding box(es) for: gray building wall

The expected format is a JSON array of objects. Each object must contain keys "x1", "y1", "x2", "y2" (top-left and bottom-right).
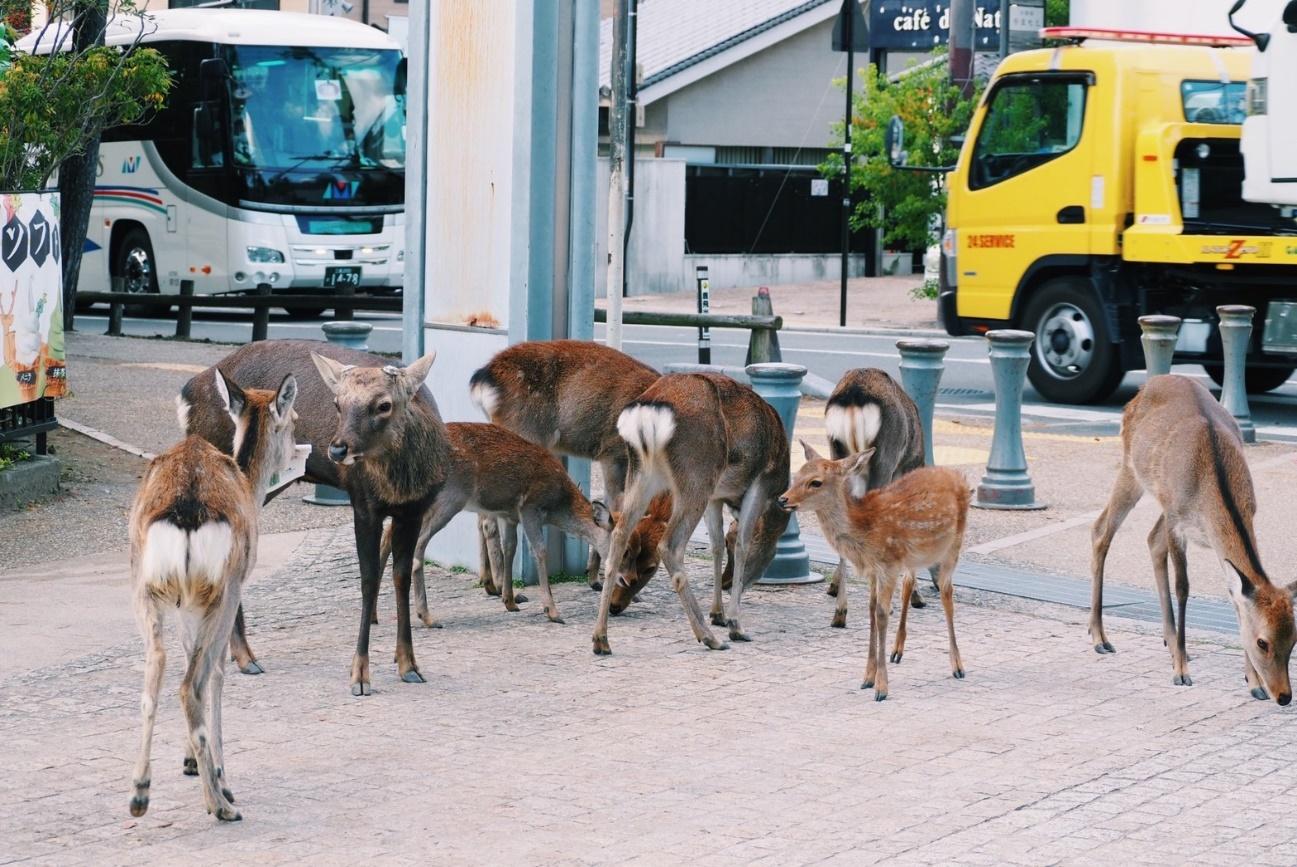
[{"x1": 658, "y1": 18, "x2": 843, "y2": 150}]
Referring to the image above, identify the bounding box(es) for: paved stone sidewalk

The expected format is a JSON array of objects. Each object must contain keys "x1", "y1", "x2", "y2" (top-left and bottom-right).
[{"x1": 3, "y1": 525, "x2": 1295, "y2": 867}]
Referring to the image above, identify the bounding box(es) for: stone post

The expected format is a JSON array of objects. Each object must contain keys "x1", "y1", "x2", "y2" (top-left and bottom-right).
[
  {"x1": 746, "y1": 362, "x2": 816, "y2": 585},
  {"x1": 974, "y1": 329, "x2": 1045, "y2": 510},
  {"x1": 1217, "y1": 305, "x2": 1256, "y2": 444},
  {"x1": 303, "y1": 321, "x2": 374, "y2": 506},
  {"x1": 1138, "y1": 315, "x2": 1181, "y2": 378},
  {"x1": 896, "y1": 339, "x2": 949, "y2": 466}
]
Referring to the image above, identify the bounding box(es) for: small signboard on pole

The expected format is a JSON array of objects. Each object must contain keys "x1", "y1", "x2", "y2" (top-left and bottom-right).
[{"x1": 696, "y1": 265, "x2": 711, "y2": 364}]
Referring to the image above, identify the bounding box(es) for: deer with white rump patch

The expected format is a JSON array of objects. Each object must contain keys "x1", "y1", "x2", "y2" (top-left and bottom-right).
[
  {"x1": 779, "y1": 442, "x2": 969, "y2": 700},
  {"x1": 128, "y1": 370, "x2": 299, "y2": 821},
  {"x1": 824, "y1": 368, "x2": 929, "y2": 622},
  {"x1": 592, "y1": 372, "x2": 791, "y2": 654},
  {"x1": 1090, "y1": 374, "x2": 1296, "y2": 704}
]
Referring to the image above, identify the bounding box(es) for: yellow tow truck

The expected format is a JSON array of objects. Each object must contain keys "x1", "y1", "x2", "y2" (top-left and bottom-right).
[{"x1": 897, "y1": 27, "x2": 1297, "y2": 404}]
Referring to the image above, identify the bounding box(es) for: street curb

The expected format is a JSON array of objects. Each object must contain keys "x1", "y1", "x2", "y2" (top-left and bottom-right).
[{"x1": 0, "y1": 454, "x2": 61, "y2": 511}]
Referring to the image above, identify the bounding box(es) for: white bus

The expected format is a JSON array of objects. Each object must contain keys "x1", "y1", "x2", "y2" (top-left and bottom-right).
[{"x1": 26, "y1": 9, "x2": 406, "y2": 311}]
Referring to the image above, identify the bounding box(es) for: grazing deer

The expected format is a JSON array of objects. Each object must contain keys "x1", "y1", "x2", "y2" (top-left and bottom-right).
[
  {"x1": 469, "y1": 339, "x2": 659, "y2": 587},
  {"x1": 824, "y1": 368, "x2": 929, "y2": 622},
  {"x1": 179, "y1": 340, "x2": 445, "y2": 677},
  {"x1": 780, "y1": 442, "x2": 969, "y2": 701},
  {"x1": 128, "y1": 371, "x2": 299, "y2": 822},
  {"x1": 1090, "y1": 374, "x2": 1296, "y2": 704},
  {"x1": 377, "y1": 421, "x2": 615, "y2": 624},
  {"x1": 308, "y1": 351, "x2": 449, "y2": 696},
  {"x1": 592, "y1": 372, "x2": 791, "y2": 654}
]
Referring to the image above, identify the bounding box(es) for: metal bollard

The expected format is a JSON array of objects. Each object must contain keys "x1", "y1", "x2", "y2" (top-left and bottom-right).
[
  {"x1": 1217, "y1": 305, "x2": 1256, "y2": 444},
  {"x1": 974, "y1": 330, "x2": 1045, "y2": 510},
  {"x1": 302, "y1": 321, "x2": 373, "y2": 507},
  {"x1": 334, "y1": 281, "x2": 356, "y2": 322},
  {"x1": 747, "y1": 362, "x2": 816, "y2": 585},
  {"x1": 1138, "y1": 315, "x2": 1181, "y2": 378},
  {"x1": 896, "y1": 339, "x2": 949, "y2": 466},
  {"x1": 175, "y1": 279, "x2": 195, "y2": 339},
  {"x1": 251, "y1": 282, "x2": 272, "y2": 342},
  {"x1": 106, "y1": 276, "x2": 124, "y2": 336},
  {"x1": 746, "y1": 287, "x2": 782, "y2": 365}
]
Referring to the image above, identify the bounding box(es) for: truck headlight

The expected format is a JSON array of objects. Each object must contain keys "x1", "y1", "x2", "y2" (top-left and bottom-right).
[
  {"x1": 246, "y1": 246, "x2": 285, "y2": 264},
  {"x1": 1248, "y1": 78, "x2": 1267, "y2": 116}
]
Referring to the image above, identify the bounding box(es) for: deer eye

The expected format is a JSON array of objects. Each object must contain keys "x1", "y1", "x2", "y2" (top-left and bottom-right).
[
  {"x1": 809, "y1": 479, "x2": 822, "y2": 489},
  {"x1": 376, "y1": 400, "x2": 393, "y2": 414},
  {"x1": 1258, "y1": 638, "x2": 1271, "y2": 654}
]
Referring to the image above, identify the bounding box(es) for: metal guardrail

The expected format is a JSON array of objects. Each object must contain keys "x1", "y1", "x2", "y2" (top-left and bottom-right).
[{"x1": 78, "y1": 280, "x2": 402, "y2": 341}]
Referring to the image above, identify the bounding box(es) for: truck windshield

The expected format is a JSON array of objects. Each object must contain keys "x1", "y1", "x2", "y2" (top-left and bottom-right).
[
  {"x1": 1181, "y1": 81, "x2": 1246, "y2": 125},
  {"x1": 226, "y1": 45, "x2": 405, "y2": 172}
]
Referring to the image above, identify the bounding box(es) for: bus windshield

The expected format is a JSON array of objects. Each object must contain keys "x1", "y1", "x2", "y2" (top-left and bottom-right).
[{"x1": 226, "y1": 44, "x2": 405, "y2": 172}]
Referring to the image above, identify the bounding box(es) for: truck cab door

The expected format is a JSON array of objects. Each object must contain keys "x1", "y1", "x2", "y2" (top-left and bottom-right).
[{"x1": 954, "y1": 73, "x2": 1095, "y2": 320}]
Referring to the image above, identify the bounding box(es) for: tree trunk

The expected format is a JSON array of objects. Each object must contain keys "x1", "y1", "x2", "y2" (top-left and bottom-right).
[{"x1": 58, "y1": 1, "x2": 109, "y2": 331}]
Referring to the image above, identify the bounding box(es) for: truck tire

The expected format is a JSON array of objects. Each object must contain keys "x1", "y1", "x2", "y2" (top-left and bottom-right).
[
  {"x1": 1202, "y1": 363, "x2": 1296, "y2": 394},
  {"x1": 1022, "y1": 278, "x2": 1125, "y2": 404}
]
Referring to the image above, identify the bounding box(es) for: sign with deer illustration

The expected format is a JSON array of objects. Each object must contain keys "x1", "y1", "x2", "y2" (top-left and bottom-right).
[{"x1": 0, "y1": 192, "x2": 65, "y2": 409}]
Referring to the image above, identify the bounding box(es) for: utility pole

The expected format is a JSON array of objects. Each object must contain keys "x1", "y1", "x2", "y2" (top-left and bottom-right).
[
  {"x1": 831, "y1": 0, "x2": 867, "y2": 328},
  {"x1": 605, "y1": 0, "x2": 628, "y2": 349},
  {"x1": 622, "y1": 0, "x2": 638, "y2": 299},
  {"x1": 950, "y1": 0, "x2": 975, "y2": 98},
  {"x1": 999, "y1": 0, "x2": 1010, "y2": 60}
]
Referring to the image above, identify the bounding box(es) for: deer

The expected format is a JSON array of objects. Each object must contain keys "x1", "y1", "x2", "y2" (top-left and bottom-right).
[
  {"x1": 469, "y1": 339, "x2": 660, "y2": 588},
  {"x1": 374, "y1": 420, "x2": 616, "y2": 624},
  {"x1": 128, "y1": 370, "x2": 299, "y2": 822},
  {"x1": 824, "y1": 368, "x2": 930, "y2": 623},
  {"x1": 1090, "y1": 374, "x2": 1296, "y2": 704},
  {"x1": 179, "y1": 339, "x2": 447, "y2": 678},
  {"x1": 592, "y1": 372, "x2": 791, "y2": 655},
  {"x1": 779, "y1": 441, "x2": 970, "y2": 701}
]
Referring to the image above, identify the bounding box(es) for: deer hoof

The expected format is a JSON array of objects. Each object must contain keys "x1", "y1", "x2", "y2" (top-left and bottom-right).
[
  {"x1": 515, "y1": 593, "x2": 529, "y2": 603},
  {"x1": 726, "y1": 620, "x2": 750, "y2": 642},
  {"x1": 215, "y1": 806, "x2": 242, "y2": 823},
  {"x1": 183, "y1": 757, "x2": 198, "y2": 777},
  {"x1": 910, "y1": 593, "x2": 927, "y2": 610},
  {"x1": 588, "y1": 579, "x2": 603, "y2": 592},
  {"x1": 1172, "y1": 673, "x2": 1192, "y2": 687},
  {"x1": 826, "y1": 583, "x2": 839, "y2": 598},
  {"x1": 831, "y1": 612, "x2": 847, "y2": 629},
  {"x1": 483, "y1": 582, "x2": 500, "y2": 597},
  {"x1": 545, "y1": 610, "x2": 565, "y2": 624},
  {"x1": 874, "y1": 689, "x2": 888, "y2": 702},
  {"x1": 952, "y1": 668, "x2": 965, "y2": 679},
  {"x1": 351, "y1": 681, "x2": 372, "y2": 697},
  {"x1": 401, "y1": 669, "x2": 426, "y2": 684},
  {"x1": 1094, "y1": 641, "x2": 1116, "y2": 654},
  {"x1": 592, "y1": 636, "x2": 612, "y2": 656},
  {"x1": 221, "y1": 787, "x2": 235, "y2": 804},
  {"x1": 709, "y1": 612, "x2": 726, "y2": 627},
  {"x1": 419, "y1": 616, "x2": 443, "y2": 629},
  {"x1": 861, "y1": 678, "x2": 874, "y2": 690},
  {"x1": 890, "y1": 651, "x2": 903, "y2": 664},
  {"x1": 504, "y1": 601, "x2": 521, "y2": 613},
  {"x1": 703, "y1": 636, "x2": 729, "y2": 651},
  {"x1": 239, "y1": 660, "x2": 264, "y2": 675},
  {"x1": 129, "y1": 795, "x2": 149, "y2": 817},
  {"x1": 1251, "y1": 686, "x2": 1270, "y2": 701}
]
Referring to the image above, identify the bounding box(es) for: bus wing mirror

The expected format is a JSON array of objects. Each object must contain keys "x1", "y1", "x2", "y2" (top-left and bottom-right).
[
  {"x1": 395, "y1": 57, "x2": 407, "y2": 97},
  {"x1": 199, "y1": 58, "x2": 229, "y2": 101},
  {"x1": 886, "y1": 116, "x2": 906, "y2": 168}
]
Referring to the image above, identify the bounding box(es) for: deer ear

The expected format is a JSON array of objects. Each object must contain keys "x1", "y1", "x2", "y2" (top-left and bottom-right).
[
  {"x1": 402, "y1": 351, "x2": 437, "y2": 392},
  {"x1": 273, "y1": 373, "x2": 298, "y2": 422},
  {"x1": 1224, "y1": 559, "x2": 1257, "y2": 599},
  {"x1": 591, "y1": 499, "x2": 613, "y2": 530},
  {"x1": 800, "y1": 438, "x2": 822, "y2": 462},
  {"x1": 214, "y1": 368, "x2": 246, "y2": 423},
  {"x1": 311, "y1": 353, "x2": 351, "y2": 395},
  {"x1": 844, "y1": 448, "x2": 875, "y2": 498}
]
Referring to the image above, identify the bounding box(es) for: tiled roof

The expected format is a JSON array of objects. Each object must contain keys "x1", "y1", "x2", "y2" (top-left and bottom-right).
[{"x1": 598, "y1": 0, "x2": 835, "y2": 91}]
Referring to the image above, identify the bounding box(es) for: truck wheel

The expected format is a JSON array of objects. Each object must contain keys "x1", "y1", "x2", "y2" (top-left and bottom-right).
[
  {"x1": 1023, "y1": 278, "x2": 1125, "y2": 404},
  {"x1": 1202, "y1": 363, "x2": 1297, "y2": 394}
]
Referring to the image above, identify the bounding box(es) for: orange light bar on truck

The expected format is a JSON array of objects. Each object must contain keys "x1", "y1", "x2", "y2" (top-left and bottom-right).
[{"x1": 1040, "y1": 26, "x2": 1253, "y2": 47}]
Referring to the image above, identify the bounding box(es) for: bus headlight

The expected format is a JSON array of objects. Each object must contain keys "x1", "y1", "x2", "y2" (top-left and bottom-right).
[
  {"x1": 1247, "y1": 78, "x2": 1267, "y2": 116},
  {"x1": 246, "y1": 246, "x2": 285, "y2": 264}
]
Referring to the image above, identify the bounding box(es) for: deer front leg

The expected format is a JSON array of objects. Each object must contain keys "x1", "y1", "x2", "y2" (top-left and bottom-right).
[
  {"x1": 870, "y1": 572, "x2": 898, "y2": 701},
  {"x1": 862, "y1": 575, "x2": 879, "y2": 690},
  {"x1": 1169, "y1": 527, "x2": 1192, "y2": 684},
  {"x1": 229, "y1": 605, "x2": 263, "y2": 675},
  {"x1": 521, "y1": 512, "x2": 563, "y2": 623},
  {"x1": 890, "y1": 571, "x2": 915, "y2": 664},
  {"x1": 389, "y1": 512, "x2": 425, "y2": 685},
  {"x1": 1148, "y1": 516, "x2": 1190, "y2": 686},
  {"x1": 479, "y1": 514, "x2": 501, "y2": 596},
  {"x1": 351, "y1": 512, "x2": 384, "y2": 696},
  {"x1": 593, "y1": 484, "x2": 655, "y2": 655},
  {"x1": 1245, "y1": 656, "x2": 1269, "y2": 701},
  {"x1": 410, "y1": 507, "x2": 440, "y2": 628},
  {"x1": 937, "y1": 554, "x2": 965, "y2": 679},
  {"x1": 1090, "y1": 467, "x2": 1143, "y2": 654},
  {"x1": 129, "y1": 596, "x2": 166, "y2": 818},
  {"x1": 831, "y1": 559, "x2": 849, "y2": 628},
  {"x1": 499, "y1": 521, "x2": 526, "y2": 611}
]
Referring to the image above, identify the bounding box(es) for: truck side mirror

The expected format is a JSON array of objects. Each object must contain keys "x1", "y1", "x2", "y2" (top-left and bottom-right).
[
  {"x1": 886, "y1": 116, "x2": 906, "y2": 168},
  {"x1": 1284, "y1": 0, "x2": 1297, "y2": 32},
  {"x1": 1228, "y1": 0, "x2": 1271, "y2": 50}
]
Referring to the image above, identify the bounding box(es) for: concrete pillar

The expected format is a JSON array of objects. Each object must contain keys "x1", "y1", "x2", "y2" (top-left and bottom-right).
[
  {"x1": 747, "y1": 362, "x2": 816, "y2": 585},
  {"x1": 896, "y1": 339, "x2": 949, "y2": 466},
  {"x1": 974, "y1": 330, "x2": 1045, "y2": 510},
  {"x1": 1217, "y1": 305, "x2": 1257, "y2": 444},
  {"x1": 1138, "y1": 315, "x2": 1181, "y2": 378}
]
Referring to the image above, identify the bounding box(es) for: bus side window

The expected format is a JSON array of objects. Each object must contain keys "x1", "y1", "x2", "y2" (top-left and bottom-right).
[{"x1": 192, "y1": 102, "x2": 225, "y2": 168}]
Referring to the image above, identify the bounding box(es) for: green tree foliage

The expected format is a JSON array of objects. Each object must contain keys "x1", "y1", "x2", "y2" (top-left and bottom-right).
[
  {"x1": 1046, "y1": 0, "x2": 1069, "y2": 27},
  {"x1": 0, "y1": 2, "x2": 171, "y2": 190},
  {"x1": 822, "y1": 54, "x2": 983, "y2": 252}
]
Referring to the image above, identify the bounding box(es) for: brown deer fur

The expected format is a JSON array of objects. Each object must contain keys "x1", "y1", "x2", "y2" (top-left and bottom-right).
[
  {"x1": 311, "y1": 351, "x2": 448, "y2": 697},
  {"x1": 592, "y1": 373, "x2": 791, "y2": 654},
  {"x1": 128, "y1": 371, "x2": 298, "y2": 822},
  {"x1": 1090, "y1": 374, "x2": 1297, "y2": 704},
  {"x1": 780, "y1": 442, "x2": 970, "y2": 700}
]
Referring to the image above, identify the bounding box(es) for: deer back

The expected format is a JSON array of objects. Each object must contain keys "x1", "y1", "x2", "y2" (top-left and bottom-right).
[
  {"x1": 826, "y1": 368, "x2": 924, "y2": 488},
  {"x1": 447, "y1": 421, "x2": 596, "y2": 522}
]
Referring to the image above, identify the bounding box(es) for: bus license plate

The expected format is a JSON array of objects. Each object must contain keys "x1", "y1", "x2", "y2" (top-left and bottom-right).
[{"x1": 324, "y1": 266, "x2": 362, "y2": 289}]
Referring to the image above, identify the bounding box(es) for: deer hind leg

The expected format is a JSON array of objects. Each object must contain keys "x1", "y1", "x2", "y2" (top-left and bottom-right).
[
  {"x1": 129, "y1": 594, "x2": 167, "y2": 818},
  {"x1": 831, "y1": 559, "x2": 850, "y2": 628},
  {"x1": 659, "y1": 496, "x2": 728, "y2": 651},
  {"x1": 936, "y1": 553, "x2": 965, "y2": 679},
  {"x1": 827, "y1": 558, "x2": 843, "y2": 598},
  {"x1": 723, "y1": 485, "x2": 770, "y2": 643},
  {"x1": 890, "y1": 571, "x2": 916, "y2": 664},
  {"x1": 228, "y1": 605, "x2": 262, "y2": 676},
  {"x1": 869, "y1": 572, "x2": 899, "y2": 701},
  {"x1": 593, "y1": 480, "x2": 657, "y2": 655},
  {"x1": 498, "y1": 521, "x2": 528, "y2": 610},
  {"x1": 478, "y1": 515, "x2": 502, "y2": 596},
  {"x1": 410, "y1": 508, "x2": 440, "y2": 628},
  {"x1": 704, "y1": 501, "x2": 727, "y2": 626},
  {"x1": 1147, "y1": 515, "x2": 1190, "y2": 685},
  {"x1": 862, "y1": 575, "x2": 879, "y2": 690},
  {"x1": 388, "y1": 513, "x2": 426, "y2": 685},
  {"x1": 180, "y1": 617, "x2": 199, "y2": 776},
  {"x1": 1168, "y1": 527, "x2": 1195, "y2": 680},
  {"x1": 1090, "y1": 466, "x2": 1143, "y2": 654},
  {"x1": 587, "y1": 455, "x2": 627, "y2": 591},
  {"x1": 520, "y1": 511, "x2": 563, "y2": 623},
  {"x1": 181, "y1": 601, "x2": 241, "y2": 821}
]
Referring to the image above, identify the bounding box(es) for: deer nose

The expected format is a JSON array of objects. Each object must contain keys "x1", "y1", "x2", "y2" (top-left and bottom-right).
[
  {"x1": 1279, "y1": 692, "x2": 1292, "y2": 707},
  {"x1": 778, "y1": 496, "x2": 792, "y2": 511},
  {"x1": 328, "y1": 442, "x2": 349, "y2": 462}
]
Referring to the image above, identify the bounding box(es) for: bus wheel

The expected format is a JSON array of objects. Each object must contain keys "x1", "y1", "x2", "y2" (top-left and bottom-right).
[
  {"x1": 1202, "y1": 363, "x2": 1297, "y2": 394},
  {"x1": 1023, "y1": 278, "x2": 1125, "y2": 405},
  {"x1": 114, "y1": 228, "x2": 165, "y2": 316}
]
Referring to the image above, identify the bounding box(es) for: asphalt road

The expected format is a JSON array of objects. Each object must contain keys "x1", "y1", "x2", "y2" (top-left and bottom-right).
[{"x1": 74, "y1": 305, "x2": 1297, "y2": 442}]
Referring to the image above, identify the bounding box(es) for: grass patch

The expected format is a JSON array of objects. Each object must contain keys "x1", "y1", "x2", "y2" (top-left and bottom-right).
[
  {"x1": 910, "y1": 277, "x2": 940, "y2": 301},
  {"x1": 0, "y1": 443, "x2": 32, "y2": 472},
  {"x1": 513, "y1": 572, "x2": 587, "y2": 588}
]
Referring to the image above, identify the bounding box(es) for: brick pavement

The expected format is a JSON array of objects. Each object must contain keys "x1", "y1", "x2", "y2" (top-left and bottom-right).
[{"x1": 4, "y1": 525, "x2": 1296, "y2": 866}]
